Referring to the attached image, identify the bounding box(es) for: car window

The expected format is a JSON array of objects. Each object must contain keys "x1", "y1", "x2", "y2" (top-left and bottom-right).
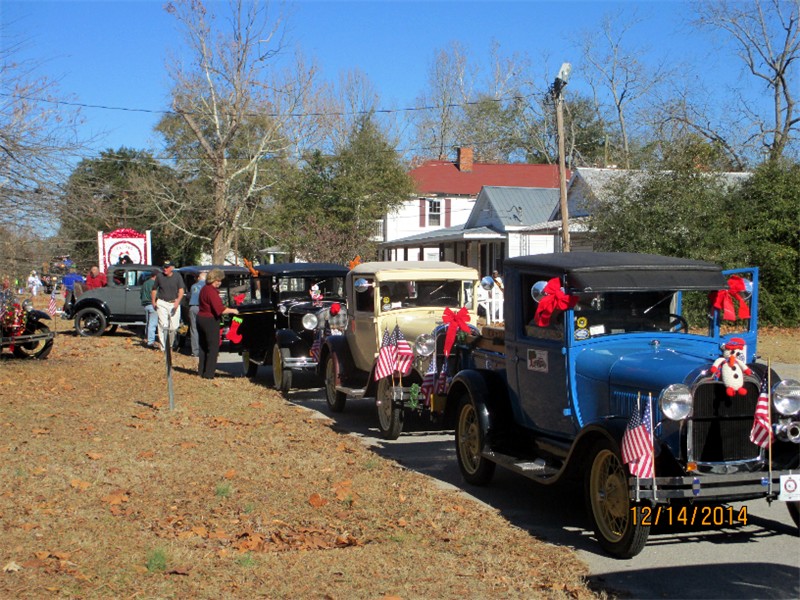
[
  {"x1": 354, "y1": 277, "x2": 375, "y2": 313},
  {"x1": 379, "y1": 279, "x2": 467, "y2": 312},
  {"x1": 221, "y1": 274, "x2": 257, "y2": 306}
]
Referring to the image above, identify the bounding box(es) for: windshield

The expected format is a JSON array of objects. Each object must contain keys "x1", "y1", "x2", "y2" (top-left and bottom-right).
[
  {"x1": 377, "y1": 279, "x2": 473, "y2": 312},
  {"x1": 524, "y1": 289, "x2": 681, "y2": 339},
  {"x1": 275, "y1": 276, "x2": 345, "y2": 302}
]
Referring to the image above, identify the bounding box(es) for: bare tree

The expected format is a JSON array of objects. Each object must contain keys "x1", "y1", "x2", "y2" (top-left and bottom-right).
[
  {"x1": 691, "y1": 0, "x2": 800, "y2": 162},
  {"x1": 578, "y1": 12, "x2": 672, "y2": 168},
  {"x1": 410, "y1": 41, "x2": 473, "y2": 160},
  {"x1": 161, "y1": 0, "x2": 318, "y2": 263},
  {"x1": 0, "y1": 43, "x2": 81, "y2": 229}
]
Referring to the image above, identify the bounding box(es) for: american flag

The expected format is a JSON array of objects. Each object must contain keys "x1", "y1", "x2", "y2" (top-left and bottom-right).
[
  {"x1": 621, "y1": 399, "x2": 654, "y2": 478},
  {"x1": 47, "y1": 288, "x2": 58, "y2": 316},
  {"x1": 374, "y1": 327, "x2": 395, "y2": 381},
  {"x1": 419, "y1": 353, "x2": 437, "y2": 404},
  {"x1": 394, "y1": 325, "x2": 413, "y2": 375},
  {"x1": 435, "y1": 362, "x2": 449, "y2": 396},
  {"x1": 309, "y1": 319, "x2": 330, "y2": 362},
  {"x1": 750, "y1": 376, "x2": 773, "y2": 448}
]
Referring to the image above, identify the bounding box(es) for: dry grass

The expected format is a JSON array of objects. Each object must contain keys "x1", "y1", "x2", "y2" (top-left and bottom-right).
[{"x1": 0, "y1": 330, "x2": 593, "y2": 599}]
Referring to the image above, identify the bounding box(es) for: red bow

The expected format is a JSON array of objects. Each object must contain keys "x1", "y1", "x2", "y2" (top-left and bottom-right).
[
  {"x1": 533, "y1": 278, "x2": 579, "y2": 327},
  {"x1": 442, "y1": 306, "x2": 471, "y2": 357},
  {"x1": 710, "y1": 275, "x2": 751, "y2": 321}
]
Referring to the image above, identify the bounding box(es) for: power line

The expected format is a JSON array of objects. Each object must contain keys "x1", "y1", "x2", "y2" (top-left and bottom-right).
[{"x1": 0, "y1": 90, "x2": 539, "y2": 120}]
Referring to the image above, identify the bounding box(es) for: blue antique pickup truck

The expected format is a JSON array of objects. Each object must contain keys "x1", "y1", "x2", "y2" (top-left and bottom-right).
[{"x1": 444, "y1": 253, "x2": 799, "y2": 558}]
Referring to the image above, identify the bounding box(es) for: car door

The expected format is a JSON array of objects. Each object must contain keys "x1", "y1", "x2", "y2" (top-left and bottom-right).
[
  {"x1": 504, "y1": 269, "x2": 575, "y2": 436},
  {"x1": 105, "y1": 268, "x2": 131, "y2": 318}
]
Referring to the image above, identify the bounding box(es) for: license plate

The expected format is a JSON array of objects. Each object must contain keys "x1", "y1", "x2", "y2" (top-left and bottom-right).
[{"x1": 778, "y1": 474, "x2": 800, "y2": 501}]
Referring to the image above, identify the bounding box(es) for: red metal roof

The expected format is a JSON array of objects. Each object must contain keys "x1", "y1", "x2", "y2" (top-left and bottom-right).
[{"x1": 410, "y1": 160, "x2": 568, "y2": 196}]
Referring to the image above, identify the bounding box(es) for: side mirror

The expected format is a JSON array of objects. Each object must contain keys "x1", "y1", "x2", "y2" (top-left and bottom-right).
[
  {"x1": 354, "y1": 278, "x2": 371, "y2": 293},
  {"x1": 480, "y1": 276, "x2": 495, "y2": 291},
  {"x1": 531, "y1": 280, "x2": 548, "y2": 303}
]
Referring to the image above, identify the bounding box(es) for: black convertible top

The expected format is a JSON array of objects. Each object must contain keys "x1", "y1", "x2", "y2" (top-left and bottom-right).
[
  {"x1": 255, "y1": 262, "x2": 348, "y2": 278},
  {"x1": 505, "y1": 252, "x2": 727, "y2": 292}
]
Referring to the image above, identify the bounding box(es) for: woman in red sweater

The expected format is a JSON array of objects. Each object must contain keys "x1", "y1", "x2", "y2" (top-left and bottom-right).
[{"x1": 196, "y1": 269, "x2": 239, "y2": 379}]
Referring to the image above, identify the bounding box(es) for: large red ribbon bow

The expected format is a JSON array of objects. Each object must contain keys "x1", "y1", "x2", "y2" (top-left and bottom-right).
[
  {"x1": 533, "y1": 278, "x2": 579, "y2": 327},
  {"x1": 442, "y1": 306, "x2": 471, "y2": 357},
  {"x1": 710, "y1": 275, "x2": 751, "y2": 321}
]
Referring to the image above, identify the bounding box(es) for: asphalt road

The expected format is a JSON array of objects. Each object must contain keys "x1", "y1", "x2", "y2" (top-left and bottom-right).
[{"x1": 216, "y1": 354, "x2": 800, "y2": 600}]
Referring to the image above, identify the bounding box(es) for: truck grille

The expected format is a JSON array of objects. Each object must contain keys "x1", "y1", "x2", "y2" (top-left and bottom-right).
[{"x1": 690, "y1": 381, "x2": 760, "y2": 463}]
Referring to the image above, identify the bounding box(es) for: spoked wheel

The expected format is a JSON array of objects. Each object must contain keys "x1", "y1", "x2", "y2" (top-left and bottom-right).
[
  {"x1": 455, "y1": 394, "x2": 495, "y2": 485},
  {"x1": 376, "y1": 377, "x2": 403, "y2": 440},
  {"x1": 74, "y1": 308, "x2": 106, "y2": 337},
  {"x1": 585, "y1": 439, "x2": 650, "y2": 558},
  {"x1": 324, "y1": 355, "x2": 347, "y2": 413},
  {"x1": 11, "y1": 322, "x2": 53, "y2": 359},
  {"x1": 242, "y1": 350, "x2": 258, "y2": 377},
  {"x1": 272, "y1": 344, "x2": 293, "y2": 393}
]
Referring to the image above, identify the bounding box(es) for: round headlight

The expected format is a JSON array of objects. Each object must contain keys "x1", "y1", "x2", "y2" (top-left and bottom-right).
[
  {"x1": 279, "y1": 304, "x2": 288, "y2": 315},
  {"x1": 302, "y1": 313, "x2": 318, "y2": 330},
  {"x1": 415, "y1": 333, "x2": 435, "y2": 357},
  {"x1": 659, "y1": 384, "x2": 693, "y2": 421},
  {"x1": 22, "y1": 299, "x2": 33, "y2": 312},
  {"x1": 773, "y1": 379, "x2": 800, "y2": 416}
]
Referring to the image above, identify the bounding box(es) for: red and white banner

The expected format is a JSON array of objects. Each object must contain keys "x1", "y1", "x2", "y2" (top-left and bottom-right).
[{"x1": 98, "y1": 229, "x2": 151, "y2": 272}]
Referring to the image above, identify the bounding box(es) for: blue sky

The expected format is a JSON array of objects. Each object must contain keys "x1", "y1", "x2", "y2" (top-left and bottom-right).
[{"x1": 3, "y1": 0, "x2": 734, "y2": 161}]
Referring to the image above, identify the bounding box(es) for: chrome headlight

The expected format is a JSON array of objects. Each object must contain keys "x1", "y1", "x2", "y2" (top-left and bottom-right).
[
  {"x1": 415, "y1": 333, "x2": 435, "y2": 357},
  {"x1": 22, "y1": 299, "x2": 33, "y2": 312},
  {"x1": 279, "y1": 304, "x2": 288, "y2": 315},
  {"x1": 659, "y1": 384, "x2": 693, "y2": 420},
  {"x1": 302, "y1": 313, "x2": 318, "y2": 331},
  {"x1": 773, "y1": 379, "x2": 800, "y2": 416}
]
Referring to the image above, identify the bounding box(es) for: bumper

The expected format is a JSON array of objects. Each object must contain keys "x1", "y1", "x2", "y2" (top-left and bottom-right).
[
  {"x1": 1, "y1": 331, "x2": 56, "y2": 347},
  {"x1": 630, "y1": 470, "x2": 795, "y2": 502},
  {"x1": 284, "y1": 356, "x2": 318, "y2": 369}
]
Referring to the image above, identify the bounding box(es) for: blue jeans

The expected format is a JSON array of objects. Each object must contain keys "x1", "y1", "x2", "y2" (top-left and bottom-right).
[
  {"x1": 189, "y1": 305, "x2": 200, "y2": 356},
  {"x1": 144, "y1": 304, "x2": 157, "y2": 344}
]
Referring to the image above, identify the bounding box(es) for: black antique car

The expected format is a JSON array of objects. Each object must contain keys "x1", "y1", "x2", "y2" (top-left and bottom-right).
[
  {"x1": 235, "y1": 263, "x2": 348, "y2": 391},
  {"x1": 177, "y1": 265, "x2": 251, "y2": 353}
]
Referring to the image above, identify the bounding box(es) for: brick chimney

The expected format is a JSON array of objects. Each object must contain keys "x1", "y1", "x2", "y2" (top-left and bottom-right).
[{"x1": 456, "y1": 147, "x2": 473, "y2": 172}]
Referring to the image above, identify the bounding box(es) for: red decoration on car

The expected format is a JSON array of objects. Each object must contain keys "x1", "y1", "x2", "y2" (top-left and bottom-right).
[
  {"x1": 442, "y1": 306, "x2": 471, "y2": 357},
  {"x1": 533, "y1": 278, "x2": 579, "y2": 327},
  {"x1": 226, "y1": 316, "x2": 243, "y2": 343},
  {"x1": 330, "y1": 302, "x2": 341, "y2": 316},
  {"x1": 709, "y1": 275, "x2": 751, "y2": 321}
]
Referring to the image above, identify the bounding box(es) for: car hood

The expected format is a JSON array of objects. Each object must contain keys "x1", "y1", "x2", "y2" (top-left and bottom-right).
[{"x1": 573, "y1": 336, "x2": 724, "y2": 391}]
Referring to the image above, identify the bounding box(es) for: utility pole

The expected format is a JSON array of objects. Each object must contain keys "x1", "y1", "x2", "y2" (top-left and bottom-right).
[{"x1": 553, "y1": 62, "x2": 572, "y2": 253}]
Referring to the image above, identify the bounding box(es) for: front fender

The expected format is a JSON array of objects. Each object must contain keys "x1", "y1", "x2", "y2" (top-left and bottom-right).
[
  {"x1": 73, "y1": 298, "x2": 111, "y2": 318},
  {"x1": 275, "y1": 329, "x2": 308, "y2": 357},
  {"x1": 447, "y1": 369, "x2": 498, "y2": 443},
  {"x1": 27, "y1": 309, "x2": 51, "y2": 322}
]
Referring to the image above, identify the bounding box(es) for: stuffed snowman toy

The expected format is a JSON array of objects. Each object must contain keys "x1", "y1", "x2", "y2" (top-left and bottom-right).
[{"x1": 709, "y1": 338, "x2": 752, "y2": 396}]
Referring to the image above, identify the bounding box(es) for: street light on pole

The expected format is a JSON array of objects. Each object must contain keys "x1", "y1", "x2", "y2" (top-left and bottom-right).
[{"x1": 553, "y1": 62, "x2": 571, "y2": 253}]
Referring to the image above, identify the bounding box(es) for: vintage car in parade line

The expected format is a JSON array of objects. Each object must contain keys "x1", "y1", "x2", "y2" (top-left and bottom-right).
[
  {"x1": 177, "y1": 265, "x2": 251, "y2": 352},
  {"x1": 320, "y1": 261, "x2": 480, "y2": 439},
  {"x1": 233, "y1": 262, "x2": 349, "y2": 392},
  {"x1": 435, "y1": 252, "x2": 799, "y2": 558},
  {"x1": 62, "y1": 264, "x2": 158, "y2": 336},
  {"x1": 0, "y1": 291, "x2": 55, "y2": 359}
]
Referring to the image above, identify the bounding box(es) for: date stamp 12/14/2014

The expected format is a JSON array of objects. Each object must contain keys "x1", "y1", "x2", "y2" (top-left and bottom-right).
[{"x1": 631, "y1": 505, "x2": 748, "y2": 527}]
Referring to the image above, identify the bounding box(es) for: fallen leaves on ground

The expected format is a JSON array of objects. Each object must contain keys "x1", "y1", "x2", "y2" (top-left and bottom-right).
[{"x1": 0, "y1": 332, "x2": 594, "y2": 599}]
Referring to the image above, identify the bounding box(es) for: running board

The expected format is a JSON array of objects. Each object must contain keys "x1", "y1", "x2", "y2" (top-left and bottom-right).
[
  {"x1": 482, "y1": 450, "x2": 560, "y2": 481},
  {"x1": 335, "y1": 385, "x2": 368, "y2": 399}
]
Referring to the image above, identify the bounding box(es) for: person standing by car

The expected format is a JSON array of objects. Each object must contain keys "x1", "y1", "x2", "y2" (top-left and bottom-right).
[
  {"x1": 196, "y1": 268, "x2": 238, "y2": 379},
  {"x1": 150, "y1": 260, "x2": 186, "y2": 352},
  {"x1": 140, "y1": 270, "x2": 158, "y2": 349},
  {"x1": 62, "y1": 268, "x2": 85, "y2": 298},
  {"x1": 84, "y1": 266, "x2": 107, "y2": 290},
  {"x1": 26, "y1": 271, "x2": 42, "y2": 296},
  {"x1": 188, "y1": 271, "x2": 207, "y2": 357}
]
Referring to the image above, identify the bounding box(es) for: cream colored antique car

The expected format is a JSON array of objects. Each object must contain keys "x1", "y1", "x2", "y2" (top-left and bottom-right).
[{"x1": 320, "y1": 261, "x2": 480, "y2": 439}]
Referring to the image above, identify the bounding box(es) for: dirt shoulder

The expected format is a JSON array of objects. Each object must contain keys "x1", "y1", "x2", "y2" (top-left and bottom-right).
[
  {"x1": 758, "y1": 327, "x2": 799, "y2": 365},
  {"x1": 0, "y1": 333, "x2": 593, "y2": 599}
]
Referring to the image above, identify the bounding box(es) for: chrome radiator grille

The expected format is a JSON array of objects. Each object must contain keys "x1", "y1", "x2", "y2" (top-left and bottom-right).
[{"x1": 689, "y1": 381, "x2": 760, "y2": 462}]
